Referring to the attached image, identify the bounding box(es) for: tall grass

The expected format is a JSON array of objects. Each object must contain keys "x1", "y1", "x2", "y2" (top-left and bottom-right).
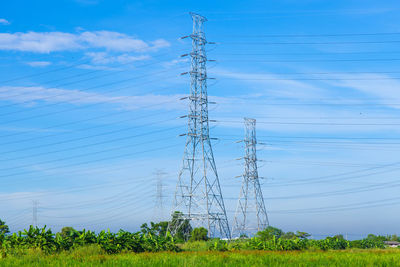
[{"x1": 1, "y1": 249, "x2": 400, "y2": 267}]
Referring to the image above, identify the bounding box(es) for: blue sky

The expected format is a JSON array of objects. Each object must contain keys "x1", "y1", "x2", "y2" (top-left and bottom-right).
[{"x1": 1, "y1": 0, "x2": 400, "y2": 239}]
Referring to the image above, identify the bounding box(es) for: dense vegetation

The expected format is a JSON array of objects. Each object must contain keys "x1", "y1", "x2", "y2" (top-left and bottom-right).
[
  {"x1": 0, "y1": 219, "x2": 394, "y2": 257},
  {"x1": 0, "y1": 217, "x2": 398, "y2": 266}
]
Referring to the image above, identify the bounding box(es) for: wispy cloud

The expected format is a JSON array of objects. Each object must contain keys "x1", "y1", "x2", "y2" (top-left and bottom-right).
[
  {"x1": 0, "y1": 31, "x2": 170, "y2": 53},
  {"x1": 0, "y1": 86, "x2": 185, "y2": 110},
  {"x1": 0, "y1": 126, "x2": 67, "y2": 133},
  {"x1": 0, "y1": 18, "x2": 10, "y2": 25},
  {"x1": 213, "y1": 68, "x2": 328, "y2": 100},
  {"x1": 85, "y1": 52, "x2": 150, "y2": 65},
  {"x1": 163, "y1": 57, "x2": 189, "y2": 68},
  {"x1": 327, "y1": 73, "x2": 400, "y2": 109},
  {"x1": 26, "y1": 61, "x2": 52, "y2": 67}
]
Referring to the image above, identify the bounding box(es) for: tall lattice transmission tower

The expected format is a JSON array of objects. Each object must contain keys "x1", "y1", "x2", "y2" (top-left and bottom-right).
[
  {"x1": 232, "y1": 118, "x2": 269, "y2": 237},
  {"x1": 169, "y1": 12, "x2": 231, "y2": 239}
]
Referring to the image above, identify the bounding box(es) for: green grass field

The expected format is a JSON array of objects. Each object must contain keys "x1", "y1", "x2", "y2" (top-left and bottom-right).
[{"x1": 1, "y1": 248, "x2": 400, "y2": 267}]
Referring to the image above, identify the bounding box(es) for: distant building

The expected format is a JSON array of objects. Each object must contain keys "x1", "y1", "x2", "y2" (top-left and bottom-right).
[{"x1": 383, "y1": 241, "x2": 400, "y2": 248}]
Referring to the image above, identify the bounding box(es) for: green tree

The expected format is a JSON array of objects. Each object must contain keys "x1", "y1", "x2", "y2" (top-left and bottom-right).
[
  {"x1": 367, "y1": 234, "x2": 387, "y2": 242},
  {"x1": 334, "y1": 234, "x2": 345, "y2": 240},
  {"x1": 239, "y1": 233, "x2": 248, "y2": 239},
  {"x1": 256, "y1": 226, "x2": 283, "y2": 240},
  {"x1": 189, "y1": 227, "x2": 208, "y2": 242},
  {"x1": 168, "y1": 211, "x2": 192, "y2": 242},
  {"x1": 281, "y1": 231, "x2": 297, "y2": 240},
  {"x1": 59, "y1": 226, "x2": 76, "y2": 240},
  {"x1": 140, "y1": 221, "x2": 169, "y2": 236},
  {"x1": 0, "y1": 219, "x2": 9, "y2": 234},
  {"x1": 151, "y1": 221, "x2": 169, "y2": 236},
  {"x1": 296, "y1": 231, "x2": 311, "y2": 239}
]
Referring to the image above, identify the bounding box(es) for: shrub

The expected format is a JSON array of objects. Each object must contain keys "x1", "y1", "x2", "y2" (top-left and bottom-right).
[{"x1": 189, "y1": 227, "x2": 208, "y2": 242}]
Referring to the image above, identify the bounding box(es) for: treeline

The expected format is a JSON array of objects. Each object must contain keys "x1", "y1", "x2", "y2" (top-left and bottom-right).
[{"x1": 0, "y1": 218, "x2": 395, "y2": 256}]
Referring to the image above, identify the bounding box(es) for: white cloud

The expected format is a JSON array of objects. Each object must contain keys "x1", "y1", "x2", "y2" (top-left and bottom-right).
[
  {"x1": 0, "y1": 86, "x2": 185, "y2": 110},
  {"x1": 26, "y1": 61, "x2": 52, "y2": 67},
  {"x1": 85, "y1": 52, "x2": 150, "y2": 65},
  {"x1": 0, "y1": 31, "x2": 170, "y2": 53},
  {"x1": 0, "y1": 32, "x2": 81, "y2": 53},
  {"x1": 0, "y1": 18, "x2": 10, "y2": 25},
  {"x1": 163, "y1": 57, "x2": 189, "y2": 68},
  {"x1": 77, "y1": 64, "x2": 119, "y2": 71},
  {"x1": 79, "y1": 31, "x2": 149, "y2": 52}
]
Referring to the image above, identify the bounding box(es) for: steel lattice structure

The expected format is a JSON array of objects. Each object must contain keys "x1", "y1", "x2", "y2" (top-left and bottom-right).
[
  {"x1": 169, "y1": 12, "x2": 231, "y2": 239},
  {"x1": 232, "y1": 118, "x2": 269, "y2": 238},
  {"x1": 154, "y1": 169, "x2": 167, "y2": 221}
]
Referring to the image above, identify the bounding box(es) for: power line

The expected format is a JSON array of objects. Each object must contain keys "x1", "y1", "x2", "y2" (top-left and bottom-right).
[
  {"x1": 260, "y1": 180, "x2": 400, "y2": 200},
  {"x1": 234, "y1": 116, "x2": 400, "y2": 120},
  {"x1": 218, "y1": 77, "x2": 400, "y2": 81},
  {"x1": 217, "y1": 120, "x2": 400, "y2": 126},
  {"x1": 154, "y1": 169, "x2": 167, "y2": 220},
  {"x1": 0, "y1": 74, "x2": 181, "y2": 126},
  {"x1": 222, "y1": 40, "x2": 400, "y2": 45},
  {"x1": 0, "y1": 116, "x2": 180, "y2": 156},
  {"x1": 217, "y1": 70, "x2": 400, "y2": 75},
  {"x1": 258, "y1": 135, "x2": 400, "y2": 140},
  {"x1": 0, "y1": 108, "x2": 178, "y2": 148},
  {"x1": 0, "y1": 68, "x2": 182, "y2": 119},
  {"x1": 32, "y1": 200, "x2": 38, "y2": 227},
  {"x1": 260, "y1": 159, "x2": 390, "y2": 168},
  {"x1": 268, "y1": 165, "x2": 400, "y2": 187},
  {"x1": 218, "y1": 58, "x2": 400, "y2": 63},
  {"x1": 0, "y1": 122, "x2": 180, "y2": 164},
  {"x1": 0, "y1": 58, "x2": 91, "y2": 84},
  {"x1": 219, "y1": 32, "x2": 400, "y2": 38},
  {"x1": 0, "y1": 62, "x2": 162, "y2": 106},
  {"x1": 0, "y1": 173, "x2": 175, "y2": 202},
  {"x1": 40, "y1": 187, "x2": 155, "y2": 219},
  {"x1": 0, "y1": 142, "x2": 180, "y2": 182},
  {"x1": 268, "y1": 196, "x2": 400, "y2": 214},
  {"x1": 41, "y1": 176, "x2": 172, "y2": 210},
  {"x1": 213, "y1": 101, "x2": 400, "y2": 107},
  {"x1": 215, "y1": 51, "x2": 400, "y2": 56},
  {"x1": 261, "y1": 140, "x2": 400, "y2": 145},
  {"x1": 0, "y1": 127, "x2": 180, "y2": 174},
  {"x1": 0, "y1": 50, "x2": 179, "y2": 89},
  {"x1": 0, "y1": 98, "x2": 179, "y2": 141}
]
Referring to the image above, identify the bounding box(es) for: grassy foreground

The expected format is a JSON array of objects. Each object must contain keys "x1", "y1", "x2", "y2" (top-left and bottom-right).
[{"x1": 1, "y1": 247, "x2": 400, "y2": 267}]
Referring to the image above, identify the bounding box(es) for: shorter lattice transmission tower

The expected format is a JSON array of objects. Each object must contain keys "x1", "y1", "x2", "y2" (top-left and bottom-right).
[{"x1": 232, "y1": 118, "x2": 269, "y2": 237}]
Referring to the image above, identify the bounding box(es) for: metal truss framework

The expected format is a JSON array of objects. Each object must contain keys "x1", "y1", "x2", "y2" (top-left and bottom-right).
[
  {"x1": 169, "y1": 12, "x2": 231, "y2": 239},
  {"x1": 233, "y1": 118, "x2": 269, "y2": 238},
  {"x1": 154, "y1": 169, "x2": 167, "y2": 221}
]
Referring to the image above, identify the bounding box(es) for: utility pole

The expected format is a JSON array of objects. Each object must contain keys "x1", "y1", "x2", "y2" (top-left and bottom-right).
[
  {"x1": 169, "y1": 12, "x2": 231, "y2": 239},
  {"x1": 233, "y1": 118, "x2": 269, "y2": 238},
  {"x1": 32, "y1": 200, "x2": 38, "y2": 227}
]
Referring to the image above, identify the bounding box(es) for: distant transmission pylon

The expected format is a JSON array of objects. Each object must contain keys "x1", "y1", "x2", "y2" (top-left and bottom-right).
[
  {"x1": 32, "y1": 200, "x2": 38, "y2": 227},
  {"x1": 154, "y1": 169, "x2": 167, "y2": 221},
  {"x1": 232, "y1": 118, "x2": 269, "y2": 237},
  {"x1": 169, "y1": 12, "x2": 231, "y2": 239}
]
